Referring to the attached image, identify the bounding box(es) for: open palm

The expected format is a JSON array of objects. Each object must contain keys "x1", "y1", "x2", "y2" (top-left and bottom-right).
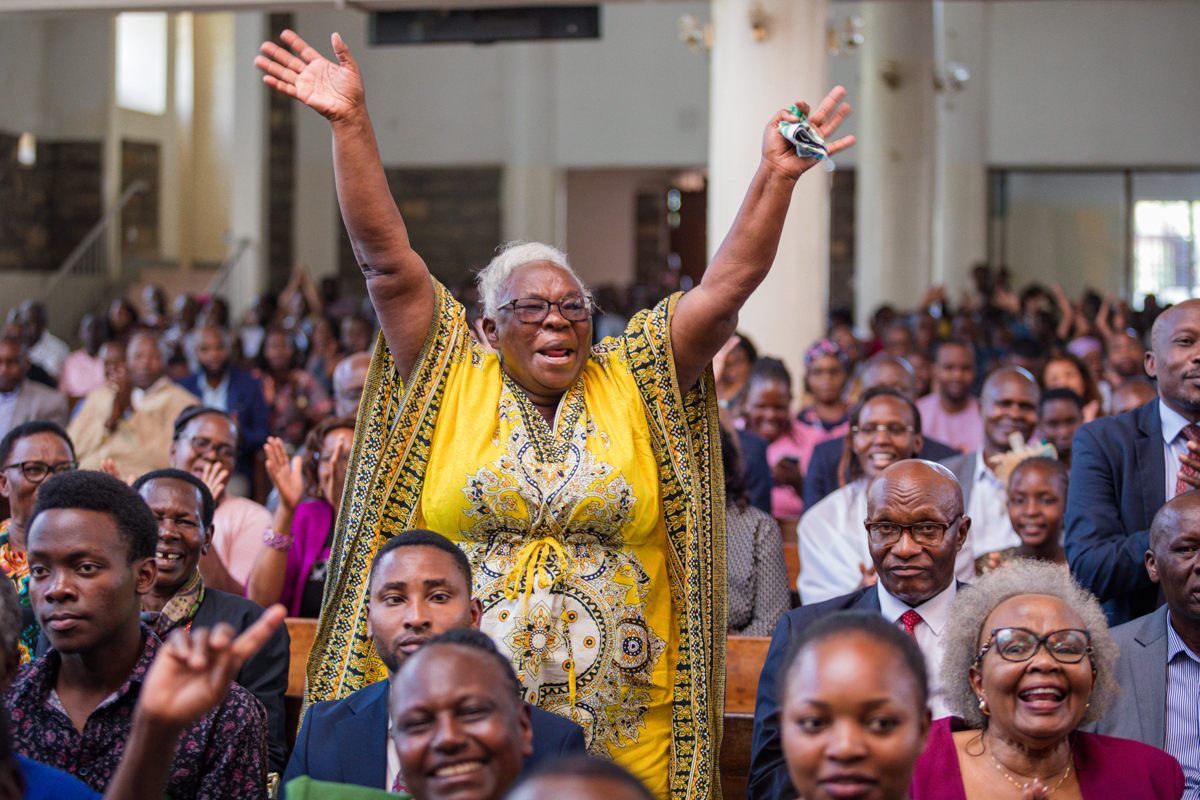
[{"x1": 255, "y1": 29, "x2": 364, "y2": 122}]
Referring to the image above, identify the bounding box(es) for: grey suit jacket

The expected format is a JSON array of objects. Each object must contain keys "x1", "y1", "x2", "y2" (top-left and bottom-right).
[
  {"x1": 9, "y1": 379, "x2": 69, "y2": 431},
  {"x1": 1094, "y1": 605, "x2": 1168, "y2": 747}
]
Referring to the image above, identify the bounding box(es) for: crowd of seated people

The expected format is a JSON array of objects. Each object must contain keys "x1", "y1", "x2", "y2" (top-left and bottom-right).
[{"x1": 3, "y1": 40, "x2": 1200, "y2": 800}]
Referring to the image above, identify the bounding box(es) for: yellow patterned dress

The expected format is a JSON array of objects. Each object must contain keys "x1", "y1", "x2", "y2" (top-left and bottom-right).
[{"x1": 306, "y1": 280, "x2": 725, "y2": 800}]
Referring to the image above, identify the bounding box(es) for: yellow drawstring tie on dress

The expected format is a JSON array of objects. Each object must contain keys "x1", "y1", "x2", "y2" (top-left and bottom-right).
[{"x1": 502, "y1": 536, "x2": 579, "y2": 707}]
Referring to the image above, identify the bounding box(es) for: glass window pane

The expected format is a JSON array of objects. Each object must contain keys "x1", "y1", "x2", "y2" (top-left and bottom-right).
[{"x1": 116, "y1": 12, "x2": 168, "y2": 115}]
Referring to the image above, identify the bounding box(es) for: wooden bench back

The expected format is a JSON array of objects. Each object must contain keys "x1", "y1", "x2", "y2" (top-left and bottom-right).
[
  {"x1": 284, "y1": 617, "x2": 318, "y2": 696},
  {"x1": 724, "y1": 636, "x2": 770, "y2": 714}
]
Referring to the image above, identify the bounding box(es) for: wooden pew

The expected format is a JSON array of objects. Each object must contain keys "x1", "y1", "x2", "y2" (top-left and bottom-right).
[
  {"x1": 725, "y1": 636, "x2": 771, "y2": 714},
  {"x1": 283, "y1": 618, "x2": 318, "y2": 758},
  {"x1": 285, "y1": 617, "x2": 318, "y2": 696},
  {"x1": 720, "y1": 712, "x2": 755, "y2": 800}
]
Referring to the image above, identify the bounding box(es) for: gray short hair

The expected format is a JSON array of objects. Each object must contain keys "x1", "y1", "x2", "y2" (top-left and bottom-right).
[
  {"x1": 940, "y1": 559, "x2": 1118, "y2": 729},
  {"x1": 476, "y1": 241, "x2": 588, "y2": 318}
]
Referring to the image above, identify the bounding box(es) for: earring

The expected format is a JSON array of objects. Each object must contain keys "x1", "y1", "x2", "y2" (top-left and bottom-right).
[{"x1": 978, "y1": 696, "x2": 990, "y2": 716}]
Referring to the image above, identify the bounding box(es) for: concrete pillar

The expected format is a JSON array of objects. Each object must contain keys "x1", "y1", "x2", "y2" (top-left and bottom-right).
[
  {"x1": 502, "y1": 44, "x2": 560, "y2": 246},
  {"x1": 708, "y1": 0, "x2": 830, "y2": 380},
  {"x1": 931, "y1": 1, "x2": 989, "y2": 294},
  {"x1": 854, "y1": 1, "x2": 936, "y2": 329},
  {"x1": 226, "y1": 11, "x2": 269, "y2": 319}
]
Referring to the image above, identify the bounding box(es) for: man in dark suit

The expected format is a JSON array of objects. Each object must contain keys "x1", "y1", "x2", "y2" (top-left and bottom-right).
[
  {"x1": 283, "y1": 529, "x2": 586, "y2": 796},
  {"x1": 1066, "y1": 299, "x2": 1200, "y2": 625},
  {"x1": 749, "y1": 459, "x2": 968, "y2": 800},
  {"x1": 803, "y1": 354, "x2": 958, "y2": 510},
  {"x1": 178, "y1": 325, "x2": 269, "y2": 479},
  {"x1": 130, "y1": 468, "x2": 290, "y2": 773},
  {"x1": 1096, "y1": 490, "x2": 1200, "y2": 792}
]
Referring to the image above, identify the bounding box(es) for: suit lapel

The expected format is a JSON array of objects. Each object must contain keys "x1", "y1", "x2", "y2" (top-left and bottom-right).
[
  {"x1": 852, "y1": 585, "x2": 882, "y2": 611},
  {"x1": 1130, "y1": 607, "x2": 1169, "y2": 747},
  {"x1": 336, "y1": 681, "x2": 390, "y2": 788},
  {"x1": 1135, "y1": 402, "x2": 1166, "y2": 525}
]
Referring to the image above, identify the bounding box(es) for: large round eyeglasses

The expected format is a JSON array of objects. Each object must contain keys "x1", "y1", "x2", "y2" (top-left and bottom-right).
[{"x1": 973, "y1": 627, "x2": 1092, "y2": 667}]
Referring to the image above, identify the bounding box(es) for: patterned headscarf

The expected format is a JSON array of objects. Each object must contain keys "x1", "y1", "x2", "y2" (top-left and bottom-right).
[{"x1": 804, "y1": 338, "x2": 851, "y2": 372}]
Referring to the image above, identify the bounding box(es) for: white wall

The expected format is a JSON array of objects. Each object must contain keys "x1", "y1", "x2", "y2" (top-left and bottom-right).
[{"x1": 987, "y1": 0, "x2": 1200, "y2": 167}]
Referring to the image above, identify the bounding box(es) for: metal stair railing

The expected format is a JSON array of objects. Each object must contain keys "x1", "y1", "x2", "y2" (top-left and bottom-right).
[
  {"x1": 204, "y1": 236, "x2": 253, "y2": 298},
  {"x1": 40, "y1": 180, "x2": 148, "y2": 301}
]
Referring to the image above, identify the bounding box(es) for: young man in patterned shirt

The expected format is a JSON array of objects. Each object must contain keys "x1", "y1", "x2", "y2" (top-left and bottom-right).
[{"x1": 3, "y1": 470, "x2": 269, "y2": 798}]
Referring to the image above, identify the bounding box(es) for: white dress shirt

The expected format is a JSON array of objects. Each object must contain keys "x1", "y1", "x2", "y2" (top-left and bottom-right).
[
  {"x1": 1161, "y1": 400, "x2": 1196, "y2": 501},
  {"x1": 965, "y1": 450, "x2": 1021, "y2": 559},
  {"x1": 199, "y1": 372, "x2": 230, "y2": 411},
  {"x1": 28, "y1": 331, "x2": 70, "y2": 379},
  {"x1": 877, "y1": 580, "x2": 957, "y2": 719},
  {"x1": 798, "y1": 480, "x2": 870, "y2": 605}
]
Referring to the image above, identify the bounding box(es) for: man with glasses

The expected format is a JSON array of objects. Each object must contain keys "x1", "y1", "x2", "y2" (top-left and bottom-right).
[
  {"x1": 168, "y1": 406, "x2": 271, "y2": 595},
  {"x1": 1097, "y1": 490, "x2": 1200, "y2": 793},
  {"x1": 0, "y1": 420, "x2": 76, "y2": 661},
  {"x1": 749, "y1": 459, "x2": 969, "y2": 800},
  {"x1": 68, "y1": 332, "x2": 200, "y2": 476}
]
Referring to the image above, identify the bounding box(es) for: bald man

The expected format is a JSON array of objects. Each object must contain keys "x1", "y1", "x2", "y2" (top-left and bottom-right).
[
  {"x1": 939, "y1": 366, "x2": 1040, "y2": 567},
  {"x1": 333, "y1": 351, "x2": 371, "y2": 417},
  {"x1": 803, "y1": 354, "x2": 960, "y2": 509},
  {"x1": 1068, "y1": 300, "x2": 1200, "y2": 625},
  {"x1": 749, "y1": 460, "x2": 969, "y2": 800},
  {"x1": 1097, "y1": 491, "x2": 1200, "y2": 790}
]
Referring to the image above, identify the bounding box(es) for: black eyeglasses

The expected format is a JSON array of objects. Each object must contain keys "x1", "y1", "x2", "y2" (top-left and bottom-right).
[
  {"x1": 2, "y1": 460, "x2": 78, "y2": 482},
  {"x1": 851, "y1": 423, "x2": 916, "y2": 438},
  {"x1": 499, "y1": 296, "x2": 592, "y2": 324},
  {"x1": 180, "y1": 435, "x2": 236, "y2": 461},
  {"x1": 974, "y1": 627, "x2": 1092, "y2": 667},
  {"x1": 864, "y1": 515, "x2": 961, "y2": 546}
]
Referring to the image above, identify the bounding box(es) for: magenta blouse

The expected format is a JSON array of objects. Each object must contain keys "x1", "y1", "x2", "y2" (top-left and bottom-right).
[
  {"x1": 280, "y1": 499, "x2": 336, "y2": 617},
  {"x1": 911, "y1": 717, "x2": 1184, "y2": 800}
]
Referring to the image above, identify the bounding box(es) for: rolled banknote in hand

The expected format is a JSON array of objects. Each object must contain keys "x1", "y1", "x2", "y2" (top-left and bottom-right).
[{"x1": 778, "y1": 105, "x2": 835, "y2": 171}]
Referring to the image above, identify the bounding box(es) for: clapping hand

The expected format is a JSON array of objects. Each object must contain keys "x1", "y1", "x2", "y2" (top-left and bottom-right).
[
  {"x1": 761, "y1": 87, "x2": 855, "y2": 181},
  {"x1": 1178, "y1": 440, "x2": 1200, "y2": 492},
  {"x1": 198, "y1": 461, "x2": 229, "y2": 504},
  {"x1": 255, "y1": 30, "x2": 365, "y2": 123},
  {"x1": 264, "y1": 437, "x2": 305, "y2": 511}
]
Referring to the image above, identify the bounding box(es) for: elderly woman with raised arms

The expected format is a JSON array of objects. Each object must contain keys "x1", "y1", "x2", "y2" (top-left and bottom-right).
[
  {"x1": 255, "y1": 29, "x2": 852, "y2": 800},
  {"x1": 911, "y1": 560, "x2": 1183, "y2": 800}
]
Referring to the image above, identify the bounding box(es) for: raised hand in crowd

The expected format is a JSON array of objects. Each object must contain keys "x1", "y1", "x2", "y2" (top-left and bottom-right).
[
  {"x1": 104, "y1": 360, "x2": 133, "y2": 433},
  {"x1": 103, "y1": 605, "x2": 287, "y2": 800}
]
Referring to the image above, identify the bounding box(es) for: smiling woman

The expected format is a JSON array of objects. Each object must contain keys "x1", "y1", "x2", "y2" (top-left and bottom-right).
[
  {"x1": 912, "y1": 561, "x2": 1183, "y2": 800},
  {"x1": 254, "y1": 27, "x2": 854, "y2": 800}
]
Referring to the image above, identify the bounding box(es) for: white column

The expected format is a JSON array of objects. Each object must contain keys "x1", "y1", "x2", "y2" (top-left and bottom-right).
[
  {"x1": 854, "y1": 1, "x2": 936, "y2": 329},
  {"x1": 708, "y1": 0, "x2": 830, "y2": 380},
  {"x1": 502, "y1": 44, "x2": 560, "y2": 246},
  {"x1": 226, "y1": 11, "x2": 268, "y2": 319},
  {"x1": 931, "y1": 1, "x2": 989, "y2": 294}
]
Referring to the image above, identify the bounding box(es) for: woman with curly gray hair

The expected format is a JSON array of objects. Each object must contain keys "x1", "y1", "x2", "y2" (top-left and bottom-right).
[{"x1": 910, "y1": 560, "x2": 1183, "y2": 800}]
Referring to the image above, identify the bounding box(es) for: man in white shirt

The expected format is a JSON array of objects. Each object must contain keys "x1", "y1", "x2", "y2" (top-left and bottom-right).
[
  {"x1": 940, "y1": 366, "x2": 1040, "y2": 567},
  {"x1": 749, "y1": 459, "x2": 970, "y2": 800},
  {"x1": 15, "y1": 301, "x2": 70, "y2": 380}
]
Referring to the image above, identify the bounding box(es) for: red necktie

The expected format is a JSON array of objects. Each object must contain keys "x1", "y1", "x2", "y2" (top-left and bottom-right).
[
  {"x1": 1178, "y1": 425, "x2": 1200, "y2": 497},
  {"x1": 900, "y1": 609, "x2": 923, "y2": 638}
]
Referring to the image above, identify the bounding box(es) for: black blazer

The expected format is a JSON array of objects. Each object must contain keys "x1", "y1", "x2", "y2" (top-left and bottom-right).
[
  {"x1": 748, "y1": 585, "x2": 883, "y2": 800},
  {"x1": 1065, "y1": 400, "x2": 1163, "y2": 625},
  {"x1": 281, "y1": 679, "x2": 588, "y2": 797},
  {"x1": 802, "y1": 437, "x2": 960, "y2": 511},
  {"x1": 193, "y1": 588, "x2": 291, "y2": 774}
]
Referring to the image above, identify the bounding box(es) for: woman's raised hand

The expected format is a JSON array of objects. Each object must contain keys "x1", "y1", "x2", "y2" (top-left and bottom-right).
[
  {"x1": 761, "y1": 87, "x2": 855, "y2": 180},
  {"x1": 264, "y1": 437, "x2": 305, "y2": 511},
  {"x1": 255, "y1": 30, "x2": 365, "y2": 122}
]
